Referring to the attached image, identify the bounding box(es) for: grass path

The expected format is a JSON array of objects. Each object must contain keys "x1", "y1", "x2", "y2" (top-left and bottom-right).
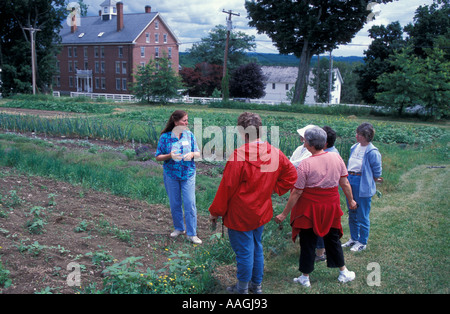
[{"x1": 263, "y1": 164, "x2": 449, "y2": 294}]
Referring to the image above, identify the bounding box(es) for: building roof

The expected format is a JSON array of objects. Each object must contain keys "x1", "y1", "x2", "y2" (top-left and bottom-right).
[
  {"x1": 261, "y1": 66, "x2": 343, "y2": 84},
  {"x1": 60, "y1": 12, "x2": 179, "y2": 45},
  {"x1": 261, "y1": 66, "x2": 299, "y2": 84}
]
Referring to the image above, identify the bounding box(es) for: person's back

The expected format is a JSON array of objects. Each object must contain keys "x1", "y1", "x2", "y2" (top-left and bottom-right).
[
  {"x1": 295, "y1": 152, "x2": 347, "y2": 190},
  {"x1": 210, "y1": 140, "x2": 297, "y2": 231}
]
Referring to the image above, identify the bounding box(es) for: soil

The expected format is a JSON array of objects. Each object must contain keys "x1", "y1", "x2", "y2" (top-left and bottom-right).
[{"x1": 0, "y1": 107, "x2": 233, "y2": 294}]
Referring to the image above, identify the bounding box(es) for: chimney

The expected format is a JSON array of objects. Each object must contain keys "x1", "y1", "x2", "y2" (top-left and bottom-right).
[
  {"x1": 70, "y1": 8, "x2": 77, "y2": 33},
  {"x1": 145, "y1": 5, "x2": 152, "y2": 13},
  {"x1": 99, "y1": 10, "x2": 102, "y2": 17},
  {"x1": 117, "y1": 2, "x2": 124, "y2": 32}
]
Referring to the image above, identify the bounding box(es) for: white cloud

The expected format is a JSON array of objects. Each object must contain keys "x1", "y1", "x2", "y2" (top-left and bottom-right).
[{"x1": 83, "y1": 0, "x2": 436, "y2": 56}]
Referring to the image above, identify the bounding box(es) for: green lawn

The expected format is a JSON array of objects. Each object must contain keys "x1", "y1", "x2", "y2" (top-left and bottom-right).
[{"x1": 264, "y1": 160, "x2": 449, "y2": 294}]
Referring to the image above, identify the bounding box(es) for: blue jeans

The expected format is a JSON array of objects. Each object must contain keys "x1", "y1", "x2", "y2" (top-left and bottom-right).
[
  {"x1": 163, "y1": 172, "x2": 197, "y2": 236},
  {"x1": 347, "y1": 174, "x2": 372, "y2": 245},
  {"x1": 228, "y1": 226, "x2": 265, "y2": 284}
]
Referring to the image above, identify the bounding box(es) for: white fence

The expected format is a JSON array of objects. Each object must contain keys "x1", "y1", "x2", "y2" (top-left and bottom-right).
[
  {"x1": 69, "y1": 92, "x2": 137, "y2": 103},
  {"x1": 54, "y1": 92, "x2": 369, "y2": 108}
]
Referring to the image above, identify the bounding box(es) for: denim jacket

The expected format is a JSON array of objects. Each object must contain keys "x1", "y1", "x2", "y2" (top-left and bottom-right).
[{"x1": 348, "y1": 142, "x2": 382, "y2": 198}]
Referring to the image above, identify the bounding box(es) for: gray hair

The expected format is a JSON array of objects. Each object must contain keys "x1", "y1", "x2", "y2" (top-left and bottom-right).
[{"x1": 304, "y1": 127, "x2": 327, "y2": 150}]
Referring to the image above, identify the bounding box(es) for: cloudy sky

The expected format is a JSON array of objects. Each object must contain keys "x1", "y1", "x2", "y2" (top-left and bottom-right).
[{"x1": 81, "y1": 0, "x2": 435, "y2": 57}]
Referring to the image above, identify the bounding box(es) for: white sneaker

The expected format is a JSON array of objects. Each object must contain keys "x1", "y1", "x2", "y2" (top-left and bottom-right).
[
  {"x1": 187, "y1": 235, "x2": 202, "y2": 244},
  {"x1": 342, "y1": 238, "x2": 357, "y2": 248},
  {"x1": 293, "y1": 275, "x2": 311, "y2": 287},
  {"x1": 350, "y1": 241, "x2": 367, "y2": 252},
  {"x1": 338, "y1": 269, "x2": 356, "y2": 283},
  {"x1": 170, "y1": 230, "x2": 185, "y2": 238}
]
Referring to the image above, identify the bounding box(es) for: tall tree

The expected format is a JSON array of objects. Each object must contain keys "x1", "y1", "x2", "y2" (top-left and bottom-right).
[
  {"x1": 375, "y1": 46, "x2": 424, "y2": 116},
  {"x1": 131, "y1": 56, "x2": 183, "y2": 104},
  {"x1": 187, "y1": 25, "x2": 257, "y2": 73},
  {"x1": 245, "y1": 0, "x2": 396, "y2": 104},
  {"x1": 404, "y1": 0, "x2": 450, "y2": 59},
  {"x1": 355, "y1": 22, "x2": 406, "y2": 104},
  {"x1": 376, "y1": 45, "x2": 449, "y2": 118},
  {"x1": 0, "y1": 0, "x2": 69, "y2": 95}
]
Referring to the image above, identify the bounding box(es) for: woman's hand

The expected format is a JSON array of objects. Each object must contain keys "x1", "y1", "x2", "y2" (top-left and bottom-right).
[
  {"x1": 182, "y1": 152, "x2": 195, "y2": 161},
  {"x1": 348, "y1": 199, "x2": 358, "y2": 210},
  {"x1": 274, "y1": 213, "x2": 287, "y2": 224},
  {"x1": 170, "y1": 151, "x2": 183, "y2": 161}
]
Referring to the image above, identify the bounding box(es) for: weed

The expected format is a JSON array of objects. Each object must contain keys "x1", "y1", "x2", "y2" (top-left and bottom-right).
[{"x1": 0, "y1": 259, "x2": 12, "y2": 289}]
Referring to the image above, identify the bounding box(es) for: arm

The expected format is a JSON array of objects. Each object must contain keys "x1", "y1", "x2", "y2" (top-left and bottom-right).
[
  {"x1": 183, "y1": 131, "x2": 201, "y2": 161},
  {"x1": 274, "y1": 188, "x2": 303, "y2": 223},
  {"x1": 273, "y1": 154, "x2": 298, "y2": 196},
  {"x1": 368, "y1": 149, "x2": 382, "y2": 181},
  {"x1": 155, "y1": 151, "x2": 183, "y2": 162},
  {"x1": 339, "y1": 176, "x2": 357, "y2": 210},
  {"x1": 209, "y1": 157, "x2": 243, "y2": 220},
  {"x1": 181, "y1": 151, "x2": 201, "y2": 161}
]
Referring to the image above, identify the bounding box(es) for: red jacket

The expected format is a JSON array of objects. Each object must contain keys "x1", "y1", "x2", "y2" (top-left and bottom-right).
[{"x1": 209, "y1": 141, "x2": 297, "y2": 232}]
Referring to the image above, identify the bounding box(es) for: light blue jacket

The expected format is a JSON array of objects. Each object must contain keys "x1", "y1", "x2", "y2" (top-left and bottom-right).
[{"x1": 348, "y1": 142, "x2": 382, "y2": 198}]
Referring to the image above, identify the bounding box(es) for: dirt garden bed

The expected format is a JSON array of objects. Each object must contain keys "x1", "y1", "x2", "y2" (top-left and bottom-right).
[{"x1": 0, "y1": 107, "x2": 232, "y2": 294}]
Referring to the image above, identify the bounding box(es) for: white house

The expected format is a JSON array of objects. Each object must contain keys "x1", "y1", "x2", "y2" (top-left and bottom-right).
[{"x1": 260, "y1": 66, "x2": 344, "y2": 104}]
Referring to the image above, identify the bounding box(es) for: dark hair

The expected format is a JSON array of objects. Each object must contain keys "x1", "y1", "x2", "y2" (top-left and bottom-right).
[
  {"x1": 160, "y1": 110, "x2": 187, "y2": 134},
  {"x1": 237, "y1": 112, "x2": 262, "y2": 139},
  {"x1": 356, "y1": 122, "x2": 375, "y2": 142},
  {"x1": 304, "y1": 126, "x2": 327, "y2": 150},
  {"x1": 322, "y1": 125, "x2": 337, "y2": 148}
]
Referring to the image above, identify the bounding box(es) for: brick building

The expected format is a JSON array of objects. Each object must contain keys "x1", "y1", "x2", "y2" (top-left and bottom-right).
[{"x1": 54, "y1": 0, "x2": 180, "y2": 95}]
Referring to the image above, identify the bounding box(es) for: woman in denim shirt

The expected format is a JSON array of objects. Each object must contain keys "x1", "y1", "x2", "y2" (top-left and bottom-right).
[
  {"x1": 342, "y1": 123, "x2": 382, "y2": 252},
  {"x1": 155, "y1": 110, "x2": 202, "y2": 244}
]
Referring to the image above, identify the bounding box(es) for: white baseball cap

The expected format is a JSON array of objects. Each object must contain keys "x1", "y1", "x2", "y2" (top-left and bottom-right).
[{"x1": 297, "y1": 124, "x2": 317, "y2": 138}]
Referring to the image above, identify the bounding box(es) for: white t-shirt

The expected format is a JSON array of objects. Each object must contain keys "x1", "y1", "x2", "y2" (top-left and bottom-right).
[{"x1": 347, "y1": 144, "x2": 367, "y2": 172}]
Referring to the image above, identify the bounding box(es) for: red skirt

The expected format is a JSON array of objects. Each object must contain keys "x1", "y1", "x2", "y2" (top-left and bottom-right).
[{"x1": 290, "y1": 187, "x2": 343, "y2": 242}]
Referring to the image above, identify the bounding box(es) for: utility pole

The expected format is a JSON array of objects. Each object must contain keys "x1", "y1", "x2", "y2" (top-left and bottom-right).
[
  {"x1": 328, "y1": 50, "x2": 333, "y2": 104},
  {"x1": 315, "y1": 54, "x2": 320, "y2": 103},
  {"x1": 221, "y1": 9, "x2": 239, "y2": 100},
  {"x1": 23, "y1": 27, "x2": 41, "y2": 95}
]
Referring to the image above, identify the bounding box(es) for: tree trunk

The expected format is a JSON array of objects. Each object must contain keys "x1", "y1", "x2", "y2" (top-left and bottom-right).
[{"x1": 292, "y1": 39, "x2": 312, "y2": 104}]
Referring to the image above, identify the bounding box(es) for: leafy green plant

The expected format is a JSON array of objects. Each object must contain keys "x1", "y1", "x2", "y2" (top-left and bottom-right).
[
  {"x1": 85, "y1": 248, "x2": 114, "y2": 268},
  {"x1": 74, "y1": 220, "x2": 89, "y2": 233},
  {"x1": 0, "y1": 189, "x2": 23, "y2": 209},
  {"x1": 25, "y1": 206, "x2": 47, "y2": 235},
  {"x1": 0, "y1": 259, "x2": 12, "y2": 289},
  {"x1": 47, "y1": 193, "x2": 57, "y2": 206}
]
